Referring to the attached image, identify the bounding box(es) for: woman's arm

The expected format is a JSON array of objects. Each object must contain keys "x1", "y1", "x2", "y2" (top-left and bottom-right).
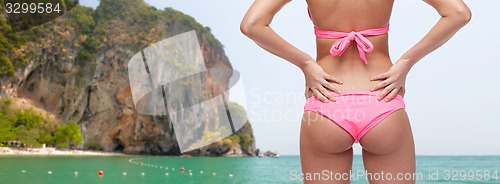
[
  {"x1": 371, "y1": 0, "x2": 472, "y2": 101},
  {"x1": 241, "y1": 0, "x2": 342, "y2": 102},
  {"x1": 398, "y1": 0, "x2": 472, "y2": 66},
  {"x1": 241, "y1": 0, "x2": 313, "y2": 68}
]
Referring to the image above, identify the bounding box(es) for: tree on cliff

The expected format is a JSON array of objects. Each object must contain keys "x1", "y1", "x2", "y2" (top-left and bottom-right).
[{"x1": 54, "y1": 121, "x2": 82, "y2": 149}]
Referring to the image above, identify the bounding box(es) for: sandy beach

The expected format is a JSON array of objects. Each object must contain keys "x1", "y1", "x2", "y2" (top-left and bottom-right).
[{"x1": 0, "y1": 147, "x2": 124, "y2": 156}]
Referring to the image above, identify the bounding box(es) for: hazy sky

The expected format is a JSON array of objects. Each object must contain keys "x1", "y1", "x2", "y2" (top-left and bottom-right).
[{"x1": 80, "y1": 0, "x2": 499, "y2": 155}]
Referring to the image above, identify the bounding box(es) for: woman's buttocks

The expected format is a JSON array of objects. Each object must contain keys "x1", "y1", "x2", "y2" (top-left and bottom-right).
[{"x1": 315, "y1": 36, "x2": 393, "y2": 91}]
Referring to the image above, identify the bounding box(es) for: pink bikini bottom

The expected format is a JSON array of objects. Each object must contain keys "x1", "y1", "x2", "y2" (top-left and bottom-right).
[{"x1": 303, "y1": 90, "x2": 405, "y2": 143}]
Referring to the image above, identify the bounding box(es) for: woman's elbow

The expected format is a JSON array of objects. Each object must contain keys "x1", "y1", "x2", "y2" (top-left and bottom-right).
[
  {"x1": 240, "y1": 21, "x2": 252, "y2": 36},
  {"x1": 458, "y1": 7, "x2": 472, "y2": 24},
  {"x1": 241, "y1": 17, "x2": 267, "y2": 37},
  {"x1": 240, "y1": 20, "x2": 256, "y2": 37},
  {"x1": 454, "y1": 6, "x2": 472, "y2": 25}
]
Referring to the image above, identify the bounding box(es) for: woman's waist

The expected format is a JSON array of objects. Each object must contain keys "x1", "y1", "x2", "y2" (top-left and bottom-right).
[
  {"x1": 316, "y1": 54, "x2": 393, "y2": 91},
  {"x1": 317, "y1": 52, "x2": 393, "y2": 72},
  {"x1": 328, "y1": 78, "x2": 381, "y2": 92}
]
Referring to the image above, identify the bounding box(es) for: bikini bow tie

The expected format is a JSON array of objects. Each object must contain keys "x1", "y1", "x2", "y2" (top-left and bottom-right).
[
  {"x1": 313, "y1": 24, "x2": 390, "y2": 64},
  {"x1": 329, "y1": 31, "x2": 374, "y2": 64}
]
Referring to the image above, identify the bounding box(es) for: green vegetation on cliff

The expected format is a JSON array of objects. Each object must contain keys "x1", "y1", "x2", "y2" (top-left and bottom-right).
[
  {"x1": 223, "y1": 125, "x2": 255, "y2": 153},
  {"x1": 222, "y1": 102, "x2": 254, "y2": 153},
  {"x1": 0, "y1": 98, "x2": 82, "y2": 148},
  {"x1": 0, "y1": 0, "x2": 222, "y2": 77},
  {"x1": 54, "y1": 121, "x2": 83, "y2": 149},
  {"x1": 0, "y1": 4, "x2": 96, "y2": 76}
]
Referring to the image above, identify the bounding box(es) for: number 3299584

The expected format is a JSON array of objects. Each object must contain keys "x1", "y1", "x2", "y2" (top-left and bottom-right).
[{"x1": 5, "y1": 3, "x2": 62, "y2": 14}]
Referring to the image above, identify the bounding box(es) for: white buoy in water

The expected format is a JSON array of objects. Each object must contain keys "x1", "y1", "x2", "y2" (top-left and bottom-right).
[
  {"x1": 172, "y1": 168, "x2": 175, "y2": 171},
  {"x1": 200, "y1": 171, "x2": 204, "y2": 174},
  {"x1": 21, "y1": 170, "x2": 26, "y2": 173},
  {"x1": 229, "y1": 174, "x2": 234, "y2": 177},
  {"x1": 123, "y1": 172, "x2": 127, "y2": 176},
  {"x1": 165, "y1": 173, "x2": 169, "y2": 176},
  {"x1": 160, "y1": 166, "x2": 162, "y2": 169},
  {"x1": 165, "y1": 167, "x2": 168, "y2": 170},
  {"x1": 141, "y1": 172, "x2": 145, "y2": 176},
  {"x1": 212, "y1": 172, "x2": 216, "y2": 176},
  {"x1": 188, "y1": 170, "x2": 192, "y2": 173},
  {"x1": 74, "y1": 172, "x2": 78, "y2": 175},
  {"x1": 48, "y1": 171, "x2": 52, "y2": 174},
  {"x1": 189, "y1": 172, "x2": 193, "y2": 176}
]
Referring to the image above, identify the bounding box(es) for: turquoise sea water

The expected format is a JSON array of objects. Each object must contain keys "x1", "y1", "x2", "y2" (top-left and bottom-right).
[{"x1": 0, "y1": 155, "x2": 499, "y2": 184}]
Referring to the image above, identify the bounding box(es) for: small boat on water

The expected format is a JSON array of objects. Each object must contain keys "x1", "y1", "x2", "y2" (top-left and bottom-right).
[{"x1": 257, "y1": 151, "x2": 279, "y2": 158}]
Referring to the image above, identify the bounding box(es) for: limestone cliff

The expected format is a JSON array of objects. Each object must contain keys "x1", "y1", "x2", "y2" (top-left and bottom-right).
[{"x1": 0, "y1": 0, "x2": 256, "y2": 156}]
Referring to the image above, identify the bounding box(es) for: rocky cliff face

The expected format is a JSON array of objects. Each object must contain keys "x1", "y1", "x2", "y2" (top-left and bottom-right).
[{"x1": 0, "y1": 0, "x2": 256, "y2": 156}]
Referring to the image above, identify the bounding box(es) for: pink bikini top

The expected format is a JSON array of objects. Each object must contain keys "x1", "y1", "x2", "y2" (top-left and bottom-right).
[{"x1": 308, "y1": 9, "x2": 389, "y2": 64}]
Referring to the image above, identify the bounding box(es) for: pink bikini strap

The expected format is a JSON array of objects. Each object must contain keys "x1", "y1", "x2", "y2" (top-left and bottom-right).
[{"x1": 308, "y1": 8, "x2": 389, "y2": 64}]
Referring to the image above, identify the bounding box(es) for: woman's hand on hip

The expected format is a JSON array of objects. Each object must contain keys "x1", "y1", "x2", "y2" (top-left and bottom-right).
[
  {"x1": 370, "y1": 60, "x2": 412, "y2": 101},
  {"x1": 301, "y1": 61, "x2": 343, "y2": 102}
]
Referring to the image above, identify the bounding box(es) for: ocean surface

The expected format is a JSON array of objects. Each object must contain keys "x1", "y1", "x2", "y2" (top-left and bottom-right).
[{"x1": 0, "y1": 155, "x2": 499, "y2": 184}]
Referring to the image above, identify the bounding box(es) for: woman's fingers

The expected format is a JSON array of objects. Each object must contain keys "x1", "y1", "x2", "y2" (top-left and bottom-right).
[
  {"x1": 312, "y1": 88, "x2": 329, "y2": 103},
  {"x1": 322, "y1": 80, "x2": 341, "y2": 95},
  {"x1": 377, "y1": 84, "x2": 394, "y2": 100},
  {"x1": 325, "y1": 75, "x2": 343, "y2": 85},
  {"x1": 371, "y1": 79, "x2": 391, "y2": 92},
  {"x1": 384, "y1": 88, "x2": 400, "y2": 102},
  {"x1": 370, "y1": 66, "x2": 408, "y2": 101},
  {"x1": 303, "y1": 68, "x2": 343, "y2": 102},
  {"x1": 370, "y1": 72, "x2": 389, "y2": 81},
  {"x1": 317, "y1": 85, "x2": 334, "y2": 102}
]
